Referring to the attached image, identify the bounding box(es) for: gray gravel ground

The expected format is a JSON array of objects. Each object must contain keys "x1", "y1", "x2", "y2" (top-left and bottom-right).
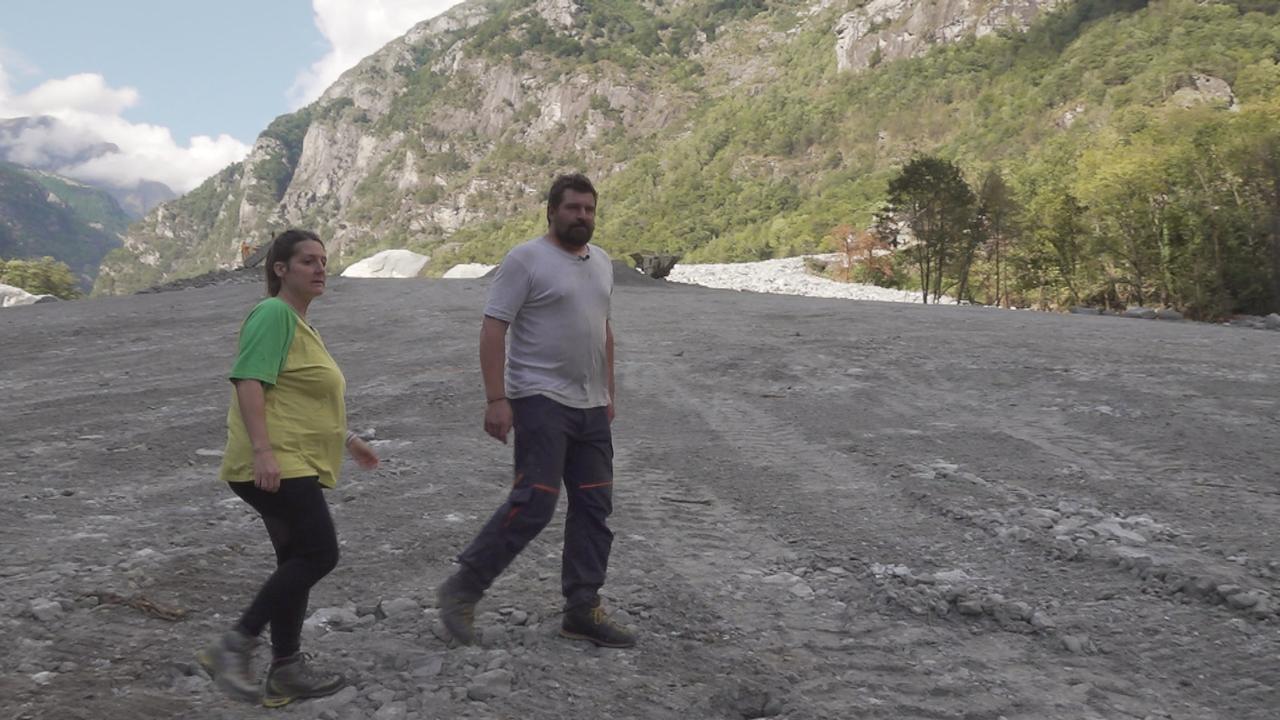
[{"x1": 1, "y1": 275, "x2": 1278, "y2": 719}]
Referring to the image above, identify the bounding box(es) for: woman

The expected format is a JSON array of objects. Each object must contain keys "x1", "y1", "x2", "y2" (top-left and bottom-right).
[{"x1": 198, "y1": 229, "x2": 379, "y2": 707}]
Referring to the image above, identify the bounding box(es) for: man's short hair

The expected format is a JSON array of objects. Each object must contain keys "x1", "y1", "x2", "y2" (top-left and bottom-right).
[{"x1": 547, "y1": 173, "x2": 597, "y2": 210}]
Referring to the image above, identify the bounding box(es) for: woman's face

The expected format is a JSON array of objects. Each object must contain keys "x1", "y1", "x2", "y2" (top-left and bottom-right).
[{"x1": 277, "y1": 240, "x2": 328, "y2": 298}]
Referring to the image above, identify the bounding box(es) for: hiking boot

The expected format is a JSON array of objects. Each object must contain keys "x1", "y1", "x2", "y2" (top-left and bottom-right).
[
  {"x1": 560, "y1": 602, "x2": 636, "y2": 648},
  {"x1": 196, "y1": 628, "x2": 261, "y2": 702},
  {"x1": 262, "y1": 653, "x2": 345, "y2": 708},
  {"x1": 436, "y1": 571, "x2": 482, "y2": 646}
]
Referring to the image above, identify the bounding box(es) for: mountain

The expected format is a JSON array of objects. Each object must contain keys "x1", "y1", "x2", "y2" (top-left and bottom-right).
[
  {"x1": 0, "y1": 116, "x2": 177, "y2": 218},
  {"x1": 0, "y1": 161, "x2": 130, "y2": 287},
  {"x1": 96, "y1": 0, "x2": 1280, "y2": 315}
]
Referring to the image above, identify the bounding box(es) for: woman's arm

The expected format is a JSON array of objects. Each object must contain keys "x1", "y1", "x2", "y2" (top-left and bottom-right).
[{"x1": 235, "y1": 379, "x2": 281, "y2": 492}]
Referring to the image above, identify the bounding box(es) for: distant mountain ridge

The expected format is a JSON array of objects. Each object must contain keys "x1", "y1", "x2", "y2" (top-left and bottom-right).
[{"x1": 0, "y1": 161, "x2": 130, "y2": 288}]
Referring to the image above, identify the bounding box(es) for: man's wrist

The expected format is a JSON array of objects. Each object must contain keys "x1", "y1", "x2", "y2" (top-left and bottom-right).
[{"x1": 487, "y1": 396, "x2": 507, "y2": 405}]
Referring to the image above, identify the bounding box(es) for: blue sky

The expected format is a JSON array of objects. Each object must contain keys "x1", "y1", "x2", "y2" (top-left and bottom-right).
[
  {"x1": 1, "y1": 2, "x2": 323, "y2": 142},
  {"x1": 0, "y1": 0, "x2": 460, "y2": 192}
]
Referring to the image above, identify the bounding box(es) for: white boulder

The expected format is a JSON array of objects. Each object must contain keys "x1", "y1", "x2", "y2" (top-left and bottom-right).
[
  {"x1": 0, "y1": 283, "x2": 57, "y2": 308},
  {"x1": 442, "y1": 263, "x2": 496, "y2": 279},
  {"x1": 340, "y1": 249, "x2": 430, "y2": 279}
]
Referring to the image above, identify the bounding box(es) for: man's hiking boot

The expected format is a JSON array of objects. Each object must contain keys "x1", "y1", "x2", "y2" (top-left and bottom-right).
[
  {"x1": 196, "y1": 629, "x2": 261, "y2": 702},
  {"x1": 436, "y1": 571, "x2": 483, "y2": 646},
  {"x1": 560, "y1": 602, "x2": 636, "y2": 648},
  {"x1": 262, "y1": 653, "x2": 345, "y2": 708}
]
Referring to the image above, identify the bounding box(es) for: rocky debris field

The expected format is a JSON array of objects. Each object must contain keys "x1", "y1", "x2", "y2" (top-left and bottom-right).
[{"x1": 1, "y1": 275, "x2": 1278, "y2": 719}]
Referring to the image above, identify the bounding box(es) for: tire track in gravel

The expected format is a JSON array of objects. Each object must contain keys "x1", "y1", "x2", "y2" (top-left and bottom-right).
[{"x1": 619, "y1": 355, "x2": 1229, "y2": 719}]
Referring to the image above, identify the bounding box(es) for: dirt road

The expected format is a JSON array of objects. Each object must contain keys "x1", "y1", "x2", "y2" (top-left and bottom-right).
[{"x1": 2, "y1": 276, "x2": 1277, "y2": 719}]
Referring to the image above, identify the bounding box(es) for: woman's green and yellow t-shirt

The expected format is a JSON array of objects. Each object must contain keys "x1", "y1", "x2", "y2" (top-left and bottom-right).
[{"x1": 219, "y1": 297, "x2": 346, "y2": 488}]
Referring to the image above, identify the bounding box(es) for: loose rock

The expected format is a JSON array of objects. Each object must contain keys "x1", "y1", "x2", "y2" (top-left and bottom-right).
[{"x1": 467, "y1": 668, "x2": 514, "y2": 701}]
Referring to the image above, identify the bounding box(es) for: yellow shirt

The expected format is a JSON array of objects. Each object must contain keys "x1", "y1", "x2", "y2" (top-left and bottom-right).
[{"x1": 219, "y1": 298, "x2": 347, "y2": 488}]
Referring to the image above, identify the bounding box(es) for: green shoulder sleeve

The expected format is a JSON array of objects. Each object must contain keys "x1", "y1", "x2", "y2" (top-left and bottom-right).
[{"x1": 229, "y1": 298, "x2": 297, "y2": 385}]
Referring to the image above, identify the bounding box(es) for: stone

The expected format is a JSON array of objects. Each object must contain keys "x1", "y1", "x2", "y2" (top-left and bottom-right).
[
  {"x1": 442, "y1": 263, "x2": 496, "y2": 279},
  {"x1": 761, "y1": 572, "x2": 802, "y2": 585},
  {"x1": 481, "y1": 625, "x2": 506, "y2": 646},
  {"x1": 1029, "y1": 611, "x2": 1057, "y2": 630},
  {"x1": 374, "y1": 702, "x2": 408, "y2": 720},
  {"x1": 411, "y1": 655, "x2": 445, "y2": 679},
  {"x1": 1002, "y1": 601, "x2": 1033, "y2": 622},
  {"x1": 1090, "y1": 520, "x2": 1147, "y2": 545},
  {"x1": 1265, "y1": 313, "x2": 1280, "y2": 330},
  {"x1": 629, "y1": 252, "x2": 681, "y2": 279},
  {"x1": 341, "y1": 249, "x2": 430, "y2": 279},
  {"x1": 1062, "y1": 635, "x2": 1086, "y2": 654},
  {"x1": 1, "y1": 283, "x2": 57, "y2": 308},
  {"x1": 1250, "y1": 599, "x2": 1274, "y2": 619},
  {"x1": 1123, "y1": 306, "x2": 1157, "y2": 319},
  {"x1": 788, "y1": 583, "x2": 815, "y2": 599},
  {"x1": 508, "y1": 610, "x2": 529, "y2": 626},
  {"x1": 1172, "y1": 74, "x2": 1239, "y2": 110},
  {"x1": 1215, "y1": 583, "x2": 1243, "y2": 599},
  {"x1": 1069, "y1": 306, "x2": 1100, "y2": 315},
  {"x1": 31, "y1": 671, "x2": 55, "y2": 686},
  {"x1": 1155, "y1": 308, "x2": 1183, "y2": 321},
  {"x1": 30, "y1": 599, "x2": 63, "y2": 623},
  {"x1": 314, "y1": 685, "x2": 359, "y2": 710},
  {"x1": 1226, "y1": 591, "x2": 1262, "y2": 610},
  {"x1": 467, "y1": 668, "x2": 514, "y2": 701},
  {"x1": 956, "y1": 600, "x2": 984, "y2": 616},
  {"x1": 379, "y1": 597, "x2": 420, "y2": 619},
  {"x1": 305, "y1": 606, "x2": 361, "y2": 632}
]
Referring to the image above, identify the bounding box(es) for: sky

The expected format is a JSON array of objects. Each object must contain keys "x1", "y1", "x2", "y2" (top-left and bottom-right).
[{"x1": 0, "y1": 0, "x2": 461, "y2": 193}]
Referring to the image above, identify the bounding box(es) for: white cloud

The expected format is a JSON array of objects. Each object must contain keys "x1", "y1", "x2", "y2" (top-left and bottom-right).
[
  {"x1": 0, "y1": 62, "x2": 250, "y2": 193},
  {"x1": 288, "y1": 0, "x2": 461, "y2": 108}
]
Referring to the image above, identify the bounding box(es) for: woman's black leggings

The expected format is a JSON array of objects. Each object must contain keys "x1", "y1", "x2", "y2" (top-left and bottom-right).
[{"x1": 229, "y1": 477, "x2": 339, "y2": 659}]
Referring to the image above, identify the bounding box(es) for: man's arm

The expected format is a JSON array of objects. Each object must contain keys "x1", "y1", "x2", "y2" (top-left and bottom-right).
[
  {"x1": 480, "y1": 315, "x2": 513, "y2": 442},
  {"x1": 606, "y1": 319, "x2": 615, "y2": 423}
]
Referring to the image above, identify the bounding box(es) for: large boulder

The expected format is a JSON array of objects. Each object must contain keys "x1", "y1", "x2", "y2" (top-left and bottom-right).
[
  {"x1": 1123, "y1": 306, "x2": 1157, "y2": 320},
  {"x1": 442, "y1": 263, "x2": 496, "y2": 279},
  {"x1": 0, "y1": 283, "x2": 57, "y2": 308},
  {"x1": 341, "y1": 249, "x2": 430, "y2": 279},
  {"x1": 629, "y1": 252, "x2": 681, "y2": 279}
]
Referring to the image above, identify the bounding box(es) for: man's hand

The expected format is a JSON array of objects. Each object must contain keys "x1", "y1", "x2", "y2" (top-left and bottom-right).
[
  {"x1": 606, "y1": 401, "x2": 615, "y2": 424},
  {"x1": 484, "y1": 399, "x2": 514, "y2": 443},
  {"x1": 253, "y1": 449, "x2": 282, "y2": 492},
  {"x1": 348, "y1": 437, "x2": 380, "y2": 470}
]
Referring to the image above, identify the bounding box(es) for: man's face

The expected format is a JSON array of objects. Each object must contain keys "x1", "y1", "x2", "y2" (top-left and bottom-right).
[{"x1": 549, "y1": 189, "x2": 596, "y2": 248}]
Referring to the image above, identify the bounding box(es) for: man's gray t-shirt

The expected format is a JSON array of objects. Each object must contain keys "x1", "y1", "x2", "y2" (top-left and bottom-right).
[{"x1": 484, "y1": 236, "x2": 613, "y2": 409}]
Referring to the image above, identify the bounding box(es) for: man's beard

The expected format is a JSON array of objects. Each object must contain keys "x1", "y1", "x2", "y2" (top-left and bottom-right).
[{"x1": 558, "y1": 221, "x2": 593, "y2": 248}]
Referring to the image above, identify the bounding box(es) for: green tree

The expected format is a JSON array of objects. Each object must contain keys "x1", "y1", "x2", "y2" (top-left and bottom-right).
[
  {"x1": 0, "y1": 256, "x2": 81, "y2": 299},
  {"x1": 975, "y1": 170, "x2": 1019, "y2": 307},
  {"x1": 876, "y1": 156, "x2": 978, "y2": 303}
]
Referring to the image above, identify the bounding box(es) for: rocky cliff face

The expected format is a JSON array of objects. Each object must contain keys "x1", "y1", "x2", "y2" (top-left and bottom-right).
[
  {"x1": 834, "y1": 0, "x2": 1067, "y2": 72},
  {"x1": 97, "y1": 0, "x2": 723, "y2": 293}
]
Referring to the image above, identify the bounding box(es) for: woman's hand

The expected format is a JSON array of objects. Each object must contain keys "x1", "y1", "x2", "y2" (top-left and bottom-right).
[
  {"x1": 348, "y1": 437, "x2": 380, "y2": 470},
  {"x1": 253, "y1": 448, "x2": 282, "y2": 492}
]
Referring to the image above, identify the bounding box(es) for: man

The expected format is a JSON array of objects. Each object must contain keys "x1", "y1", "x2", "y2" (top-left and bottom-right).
[{"x1": 436, "y1": 173, "x2": 635, "y2": 649}]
